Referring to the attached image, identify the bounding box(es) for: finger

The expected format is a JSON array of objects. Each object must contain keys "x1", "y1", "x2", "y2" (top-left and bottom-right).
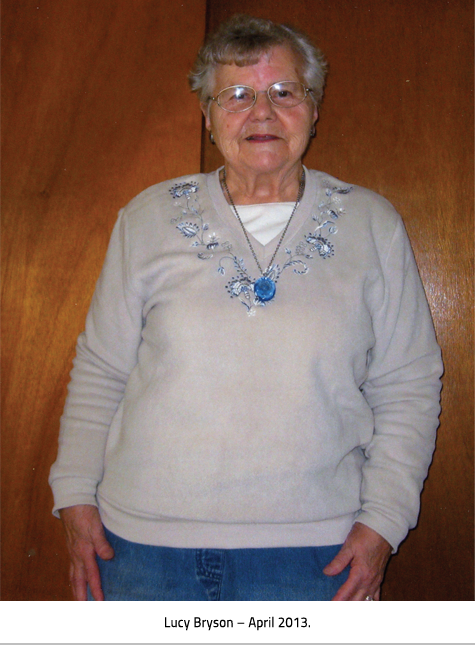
[
  {"x1": 85, "y1": 557, "x2": 105, "y2": 601},
  {"x1": 334, "y1": 576, "x2": 380, "y2": 601},
  {"x1": 95, "y1": 536, "x2": 115, "y2": 561},
  {"x1": 323, "y1": 546, "x2": 353, "y2": 576},
  {"x1": 89, "y1": 517, "x2": 115, "y2": 561},
  {"x1": 333, "y1": 569, "x2": 361, "y2": 600},
  {"x1": 70, "y1": 560, "x2": 88, "y2": 601},
  {"x1": 333, "y1": 583, "x2": 373, "y2": 601},
  {"x1": 69, "y1": 538, "x2": 106, "y2": 601},
  {"x1": 331, "y1": 564, "x2": 380, "y2": 601}
]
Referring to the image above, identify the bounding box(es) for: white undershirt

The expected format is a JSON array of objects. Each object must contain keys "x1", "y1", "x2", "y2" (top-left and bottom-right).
[{"x1": 234, "y1": 203, "x2": 294, "y2": 246}]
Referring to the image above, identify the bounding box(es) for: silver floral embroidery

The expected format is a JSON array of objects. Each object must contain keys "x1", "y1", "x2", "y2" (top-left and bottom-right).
[
  {"x1": 169, "y1": 179, "x2": 352, "y2": 314},
  {"x1": 170, "y1": 181, "x2": 232, "y2": 261},
  {"x1": 308, "y1": 183, "x2": 353, "y2": 259},
  {"x1": 169, "y1": 181, "x2": 199, "y2": 199},
  {"x1": 176, "y1": 222, "x2": 200, "y2": 238}
]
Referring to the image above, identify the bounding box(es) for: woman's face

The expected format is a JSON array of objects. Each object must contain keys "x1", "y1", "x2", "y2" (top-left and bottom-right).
[{"x1": 202, "y1": 46, "x2": 318, "y2": 180}]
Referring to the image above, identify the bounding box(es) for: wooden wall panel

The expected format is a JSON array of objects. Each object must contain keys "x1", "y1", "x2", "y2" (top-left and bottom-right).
[
  {"x1": 203, "y1": 0, "x2": 474, "y2": 600},
  {"x1": 1, "y1": 0, "x2": 206, "y2": 600}
]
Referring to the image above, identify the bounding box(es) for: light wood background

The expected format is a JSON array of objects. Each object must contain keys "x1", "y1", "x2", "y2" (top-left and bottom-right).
[{"x1": 2, "y1": 0, "x2": 473, "y2": 600}]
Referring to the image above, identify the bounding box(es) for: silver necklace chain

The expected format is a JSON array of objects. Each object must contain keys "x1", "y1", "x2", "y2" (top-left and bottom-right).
[{"x1": 221, "y1": 168, "x2": 306, "y2": 278}]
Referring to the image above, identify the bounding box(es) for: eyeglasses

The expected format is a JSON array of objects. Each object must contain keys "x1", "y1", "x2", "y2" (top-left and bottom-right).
[{"x1": 208, "y1": 81, "x2": 313, "y2": 113}]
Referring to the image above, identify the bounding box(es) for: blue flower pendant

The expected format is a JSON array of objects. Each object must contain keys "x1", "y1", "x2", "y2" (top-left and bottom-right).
[{"x1": 254, "y1": 277, "x2": 276, "y2": 302}]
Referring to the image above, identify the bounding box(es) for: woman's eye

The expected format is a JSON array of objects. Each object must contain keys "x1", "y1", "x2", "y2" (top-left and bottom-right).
[{"x1": 234, "y1": 89, "x2": 252, "y2": 101}]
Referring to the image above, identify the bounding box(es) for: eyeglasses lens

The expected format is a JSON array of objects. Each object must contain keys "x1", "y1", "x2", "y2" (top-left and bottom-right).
[
  {"x1": 269, "y1": 82, "x2": 306, "y2": 107},
  {"x1": 217, "y1": 82, "x2": 307, "y2": 112},
  {"x1": 217, "y1": 86, "x2": 255, "y2": 112}
]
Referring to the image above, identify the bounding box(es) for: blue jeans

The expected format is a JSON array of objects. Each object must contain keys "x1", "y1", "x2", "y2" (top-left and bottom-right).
[{"x1": 90, "y1": 528, "x2": 349, "y2": 600}]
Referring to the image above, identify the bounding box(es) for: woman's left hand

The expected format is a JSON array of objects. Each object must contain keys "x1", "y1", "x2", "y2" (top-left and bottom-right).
[{"x1": 323, "y1": 522, "x2": 392, "y2": 600}]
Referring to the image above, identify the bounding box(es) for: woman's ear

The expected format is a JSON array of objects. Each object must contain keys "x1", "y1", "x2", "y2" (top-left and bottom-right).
[{"x1": 200, "y1": 102, "x2": 212, "y2": 131}]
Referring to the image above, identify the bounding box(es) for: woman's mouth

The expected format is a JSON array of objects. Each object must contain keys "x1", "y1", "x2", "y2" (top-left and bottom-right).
[{"x1": 245, "y1": 134, "x2": 280, "y2": 142}]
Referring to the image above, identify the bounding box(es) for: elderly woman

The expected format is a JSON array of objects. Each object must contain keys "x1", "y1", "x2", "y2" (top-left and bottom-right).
[{"x1": 50, "y1": 15, "x2": 442, "y2": 601}]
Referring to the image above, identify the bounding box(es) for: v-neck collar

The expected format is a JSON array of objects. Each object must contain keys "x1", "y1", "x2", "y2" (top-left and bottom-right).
[{"x1": 207, "y1": 166, "x2": 317, "y2": 264}]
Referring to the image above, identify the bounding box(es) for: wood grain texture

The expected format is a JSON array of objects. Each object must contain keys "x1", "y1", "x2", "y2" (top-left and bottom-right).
[
  {"x1": 203, "y1": 0, "x2": 474, "y2": 600},
  {"x1": 1, "y1": 0, "x2": 205, "y2": 600}
]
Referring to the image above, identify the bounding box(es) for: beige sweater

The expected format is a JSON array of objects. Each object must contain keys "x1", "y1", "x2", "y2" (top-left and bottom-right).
[{"x1": 49, "y1": 168, "x2": 443, "y2": 551}]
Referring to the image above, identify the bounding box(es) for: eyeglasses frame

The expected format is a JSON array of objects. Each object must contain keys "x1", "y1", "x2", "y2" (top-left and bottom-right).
[{"x1": 208, "y1": 81, "x2": 314, "y2": 113}]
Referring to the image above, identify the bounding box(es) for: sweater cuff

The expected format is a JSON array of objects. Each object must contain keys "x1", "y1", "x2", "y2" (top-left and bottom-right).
[
  {"x1": 354, "y1": 511, "x2": 408, "y2": 553},
  {"x1": 49, "y1": 477, "x2": 98, "y2": 518}
]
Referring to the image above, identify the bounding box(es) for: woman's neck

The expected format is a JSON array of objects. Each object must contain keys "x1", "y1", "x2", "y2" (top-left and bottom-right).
[{"x1": 221, "y1": 164, "x2": 304, "y2": 205}]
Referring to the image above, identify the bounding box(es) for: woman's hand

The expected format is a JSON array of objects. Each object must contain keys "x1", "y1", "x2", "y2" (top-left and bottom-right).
[
  {"x1": 59, "y1": 504, "x2": 114, "y2": 601},
  {"x1": 323, "y1": 522, "x2": 392, "y2": 600}
]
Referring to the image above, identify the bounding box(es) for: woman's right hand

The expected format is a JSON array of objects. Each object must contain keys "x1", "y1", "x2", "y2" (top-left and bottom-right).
[{"x1": 59, "y1": 504, "x2": 114, "y2": 601}]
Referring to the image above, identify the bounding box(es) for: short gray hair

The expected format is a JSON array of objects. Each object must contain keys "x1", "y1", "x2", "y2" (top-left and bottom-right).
[{"x1": 189, "y1": 14, "x2": 328, "y2": 107}]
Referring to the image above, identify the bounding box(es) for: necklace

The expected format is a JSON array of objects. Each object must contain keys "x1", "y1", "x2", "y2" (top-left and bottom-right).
[{"x1": 221, "y1": 168, "x2": 306, "y2": 302}]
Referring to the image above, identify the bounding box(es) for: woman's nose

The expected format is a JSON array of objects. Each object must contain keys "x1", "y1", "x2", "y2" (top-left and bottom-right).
[{"x1": 249, "y1": 91, "x2": 276, "y2": 119}]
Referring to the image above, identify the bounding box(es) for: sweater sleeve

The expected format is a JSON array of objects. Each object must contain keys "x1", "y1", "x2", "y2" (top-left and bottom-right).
[
  {"x1": 49, "y1": 209, "x2": 144, "y2": 516},
  {"x1": 356, "y1": 216, "x2": 443, "y2": 551}
]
